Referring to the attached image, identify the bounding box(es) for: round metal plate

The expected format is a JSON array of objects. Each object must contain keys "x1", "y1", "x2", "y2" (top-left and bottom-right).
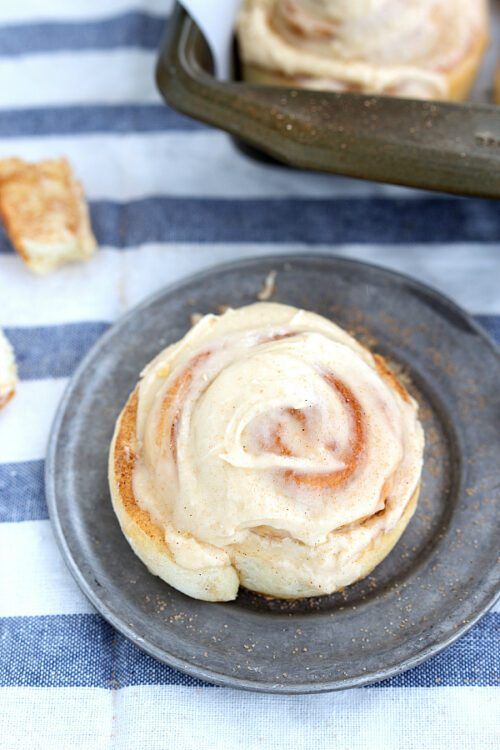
[{"x1": 46, "y1": 255, "x2": 500, "y2": 693}]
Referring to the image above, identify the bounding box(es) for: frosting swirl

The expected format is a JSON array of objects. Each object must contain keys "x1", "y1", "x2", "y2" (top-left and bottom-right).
[{"x1": 129, "y1": 303, "x2": 424, "y2": 597}]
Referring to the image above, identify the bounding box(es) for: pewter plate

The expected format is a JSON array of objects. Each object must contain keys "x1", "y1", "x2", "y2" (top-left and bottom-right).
[{"x1": 46, "y1": 255, "x2": 500, "y2": 693}]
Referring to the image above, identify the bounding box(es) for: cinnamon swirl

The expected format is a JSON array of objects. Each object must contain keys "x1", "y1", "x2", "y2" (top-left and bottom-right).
[
  {"x1": 237, "y1": 0, "x2": 489, "y2": 101},
  {"x1": 109, "y1": 303, "x2": 424, "y2": 601}
]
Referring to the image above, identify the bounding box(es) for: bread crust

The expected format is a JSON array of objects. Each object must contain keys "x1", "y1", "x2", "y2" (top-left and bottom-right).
[{"x1": 0, "y1": 157, "x2": 96, "y2": 274}]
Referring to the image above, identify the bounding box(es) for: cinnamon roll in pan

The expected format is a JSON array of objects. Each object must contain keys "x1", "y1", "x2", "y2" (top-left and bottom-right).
[
  {"x1": 237, "y1": 0, "x2": 489, "y2": 101},
  {"x1": 109, "y1": 303, "x2": 424, "y2": 602}
]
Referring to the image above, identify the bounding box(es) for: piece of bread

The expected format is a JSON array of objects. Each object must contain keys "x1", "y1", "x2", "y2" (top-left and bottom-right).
[
  {"x1": 0, "y1": 157, "x2": 96, "y2": 274},
  {"x1": 0, "y1": 329, "x2": 18, "y2": 410}
]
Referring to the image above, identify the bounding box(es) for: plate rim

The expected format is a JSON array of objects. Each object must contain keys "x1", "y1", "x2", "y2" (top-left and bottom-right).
[{"x1": 45, "y1": 252, "x2": 500, "y2": 694}]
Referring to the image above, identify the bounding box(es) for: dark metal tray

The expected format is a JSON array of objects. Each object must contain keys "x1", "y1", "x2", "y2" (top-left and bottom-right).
[
  {"x1": 156, "y1": 4, "x2": 500, "y2": 198},
  {"x1": 46, "y1": 254, "x2": 499, "y2": 693}
]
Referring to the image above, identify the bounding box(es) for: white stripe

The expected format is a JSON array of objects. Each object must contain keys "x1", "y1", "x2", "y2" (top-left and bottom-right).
[
  {"x1": 0, "y1": 250, "x2": 124, "y2": 327},
  {"x1": 0, "y1": 686, "x2": 498, "y2": 750},
  {"x1": 1, "y1": 243, "x2": 499, "y2": 329},
  {"x1": 0, "y1": 132, "x2": 422, "y2": 200},
  {"x1": 0, "y1": 0, "x2": 172, "y2": 24},
  {"x1": 0, "y1": 688, "x2": 111, "y2": 750},
  {"x1": 0, "y1": 521, "x2": 93, "y2": 617},
  {"x1": 113, "y1": 685, "x2": 500, "y2": 750},
  {"x1": 0, "y1": 379, "x2": 67, "y2": 463},
  {"x1": 0, "y1": 50, "x2": 160, "y2": 108}
]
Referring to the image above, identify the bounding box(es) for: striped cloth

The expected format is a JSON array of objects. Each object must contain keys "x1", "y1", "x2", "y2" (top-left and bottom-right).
[{"x1": 0, "y1": 2, "x2": 498, "y2": 748}]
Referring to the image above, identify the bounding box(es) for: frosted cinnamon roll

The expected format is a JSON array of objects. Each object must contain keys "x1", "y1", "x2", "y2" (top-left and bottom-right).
[
  {"x1": 109, "y1": 303, "x2": 424, "y2": 601},
  {"x1": 237, "y1": 0, "x2": 489, "y2": 101}
]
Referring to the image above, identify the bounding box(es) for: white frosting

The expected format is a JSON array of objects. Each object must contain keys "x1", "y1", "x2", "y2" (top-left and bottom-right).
[
  {"x1": 132, "y1": 303, "x2": 424, "y2": 586},
  {"x1": 237, "y1": 0, "x2": 488, "y2": 97}
]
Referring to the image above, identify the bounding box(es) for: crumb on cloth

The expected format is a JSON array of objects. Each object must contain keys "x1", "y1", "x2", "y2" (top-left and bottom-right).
[{"x1": 257, "y1": 270, "x2": 277, "y2": 301}]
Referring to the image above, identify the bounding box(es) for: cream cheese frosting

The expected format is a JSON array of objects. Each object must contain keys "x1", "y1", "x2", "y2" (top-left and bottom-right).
[
  {"x1": 237, "y1": 0, "x2": 488, "y2": 98},
  {"x1": 129, "y1": 303, "x2": 424, "y2": 596}
]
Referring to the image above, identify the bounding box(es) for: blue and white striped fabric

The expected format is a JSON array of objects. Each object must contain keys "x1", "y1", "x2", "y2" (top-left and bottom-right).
[{"x1": 0, "y1": 2, "x2": 498, "y2": 748}]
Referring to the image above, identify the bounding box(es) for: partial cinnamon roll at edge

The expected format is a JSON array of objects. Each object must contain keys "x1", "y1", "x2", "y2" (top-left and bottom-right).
[
  {"x1": 237, "y1": 0, "x2": 489, "y2": 101},
  {"x1": 109, "y1": 303, "x2": 424, "y2": 601}
]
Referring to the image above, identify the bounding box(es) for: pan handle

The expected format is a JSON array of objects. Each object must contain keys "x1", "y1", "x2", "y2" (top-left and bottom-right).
[{"x1": 157, "y1": 5, "x2": 500, "y2": 199}]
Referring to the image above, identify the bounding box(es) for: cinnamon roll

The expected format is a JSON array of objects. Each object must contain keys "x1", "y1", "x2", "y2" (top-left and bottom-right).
[
  {"x1": 109, "y1": 303, "x2": 424, "y2": 601},
  {"x1": 237, "y1": 0, "x2": 489, "y2": 101}
]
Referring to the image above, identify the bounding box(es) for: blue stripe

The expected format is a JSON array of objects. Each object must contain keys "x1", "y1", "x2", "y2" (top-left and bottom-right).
[
  {"x1": 0, "y1": 12, "x2": 166, "y2": 56},
  {"x1": 86, "y1": 197, "x2": 500, "y2": 246},
  {"x1": 476, "y1": 315, "x2": 500, "y2": 344},
  {"x1": 0, "y1": 613, "x2": 497, "y2": 688},
  {"x1": 0, "y1": 105, "x2": 205, "y2": 137},
  {"x1": 1, "y1": 197, "x2": 495, "y2": 252},
  {"x1": 5, "y1": 322, "x2": 110, "y2": 380},
  {"x1": 0, "y1": 198, "x2": 497, "y2": 251},
  {"x1": 0, "y1": 614, "x2": 116, "y2": 688},
  {"x1": 374, "y1": 611, "x2": 500, "y2": 688},
  {"x1": 0, "y1": 461, "x2": 46, "y2": 522},
  {"x1": 0, "y1": 614, "x2": 206, "y2": 688}
]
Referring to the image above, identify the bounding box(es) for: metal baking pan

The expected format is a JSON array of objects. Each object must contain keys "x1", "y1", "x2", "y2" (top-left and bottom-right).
[{"x1": 156, "y1": 3, "x2": 500, "y2": 198}]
